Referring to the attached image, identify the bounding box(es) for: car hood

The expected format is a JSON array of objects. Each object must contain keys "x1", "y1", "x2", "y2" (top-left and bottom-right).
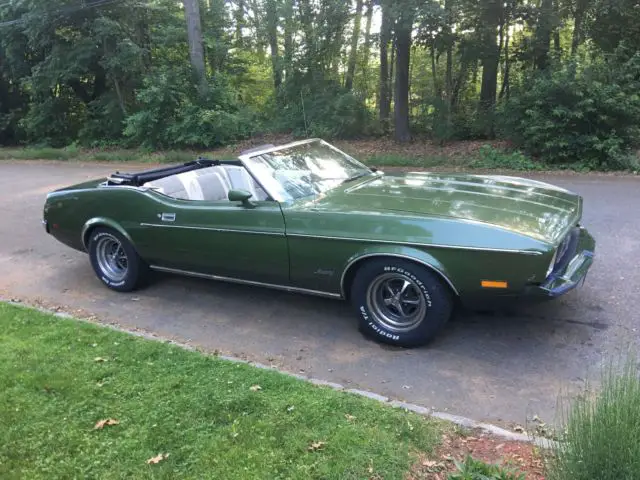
[{"x1": 323, "y1": 172, "x2": 582, "y2": 244}]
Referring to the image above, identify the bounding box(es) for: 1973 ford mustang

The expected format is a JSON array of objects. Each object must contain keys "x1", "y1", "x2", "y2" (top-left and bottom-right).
[{"x1": 43, "y1": 138, "x2": 595, "y2": 347}]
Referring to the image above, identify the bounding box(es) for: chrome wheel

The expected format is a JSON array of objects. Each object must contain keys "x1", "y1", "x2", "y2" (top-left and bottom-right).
[
  {"x1": 95, "y1": 234, "x2": 128, "y2": 282},
  {"x1": 365, "y1": 272, "x2": 427, "y2": 333}
]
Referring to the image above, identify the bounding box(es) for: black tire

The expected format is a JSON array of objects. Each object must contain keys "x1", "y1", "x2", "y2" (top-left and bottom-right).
[
  {"x1": 349, "y1": 258, "x2": 454, "y2": 347},
  {"x1": 87, "y1": 226, "x2": 148, "y2": 292}
]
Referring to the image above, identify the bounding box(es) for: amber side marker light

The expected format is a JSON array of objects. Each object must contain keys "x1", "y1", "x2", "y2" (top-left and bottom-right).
[{"x1": 481, "y1": 280, "x2": 508, "y2": 288}]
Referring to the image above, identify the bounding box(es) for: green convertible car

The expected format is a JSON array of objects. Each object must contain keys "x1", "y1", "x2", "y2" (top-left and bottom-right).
[{"x1": 43, "y1": 138, "x2": 595, "y2": 347}]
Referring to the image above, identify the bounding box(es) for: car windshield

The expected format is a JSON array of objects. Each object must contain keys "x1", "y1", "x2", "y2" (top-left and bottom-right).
[{"x1": 241, "y1": 140, "x2": 372, "y2": 201}]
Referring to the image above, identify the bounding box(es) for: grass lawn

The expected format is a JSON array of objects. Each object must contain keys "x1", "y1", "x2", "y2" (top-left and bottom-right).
[
  {"x1": 0, "y1": 146, "x2": 209, "y2": 164},
  {"x1": 0, "y1": 302, "x2": 443, "y2": 479}
]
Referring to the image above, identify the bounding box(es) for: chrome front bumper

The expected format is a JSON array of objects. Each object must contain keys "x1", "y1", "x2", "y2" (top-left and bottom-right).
[{"x1": 537, "y1": 226, "x2": 596, "y2": 297}]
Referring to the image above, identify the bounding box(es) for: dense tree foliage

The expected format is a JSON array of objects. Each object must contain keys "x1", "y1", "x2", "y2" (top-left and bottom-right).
[{"x1": 0, "y1": 0, "x2": 638, "y2": 166}]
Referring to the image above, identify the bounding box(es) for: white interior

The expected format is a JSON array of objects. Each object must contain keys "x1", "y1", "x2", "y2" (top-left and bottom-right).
[{"x1": 143, "y1": 165, "x2": 269, "y2": 201}]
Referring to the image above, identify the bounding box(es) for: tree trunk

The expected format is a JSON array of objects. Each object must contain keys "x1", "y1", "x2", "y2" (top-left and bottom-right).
[
  {"x1": 265, "y1": 0, "x2": 282, "y2": 90},
  {"x1": 443, "y1": 0, "x2": 454, "y2": 133},
  {"x1": 135, "y1": 15, "x2": 152, "y2": 71},
  {"x1": 479, "y1": 0, "x2": 502, "y2": 136},
  {"x1": 345, "y1": 0, "x2": 363, "y2": 91},
  {"x1": 430, "y1": 45, "x2": 438, "y2": 98},
  {"x1": 113, "y1": 78, "x2": 127, "y2": 115},
  {"x1": 534, "y1": 0, "x2": 553, "y2": 70},
  {"x1": 394, "y1": 7, "x2": 414, "y2": 143},
  {"x1": 553, "y1": 0, "x2": 561, "y2": 54},
  {"x1": 445, "y1": 49, "x2": 453, "y2": 91},
  {"x1": 452, "y1": 45, "x2": 470, "y2": 109},
  {"x1": 329, "y1": 20, "x2": 344, "y2": 79},
  {"x1": 283, "y1": 0, "x2": 294, "y2": 81},
  {"x1": 183, "y1": 0, "x2": 206, "y2": 84},
  {"x1": 389, "y1": 36, "x2": 395, "y2": 108},
  {"x1": 299, "y1": 0, "x2": 317, "y2": 74},
  {"x1": 571, "y1": 0, "x2": 588, "y2": 56},
  {"x1": 358, "y1": 0, "x2": 374, "y2": 99},
  {"x1": 235, "y1": 0, "x2": 245, "y2": 48},
  {"x1": 499, "y1": 16, "x2": 510, "y2": 100},
  {"x1": 444, "y1": 12, "x2": 453, "y2": 102},
  {"x1": 379, "y1": 0, "x2": 391, "y2": 130},
  {"x1": 249, "y1": 0, "x2": 266, "y2": 59},
  {"x1": 362, "y1": 0, "x2": 373, "y2": 71}
]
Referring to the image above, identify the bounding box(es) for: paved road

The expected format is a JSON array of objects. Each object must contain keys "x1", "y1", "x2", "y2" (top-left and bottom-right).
[{"x1": 1, "y1": 161, "x2": 639, "y2": 429}]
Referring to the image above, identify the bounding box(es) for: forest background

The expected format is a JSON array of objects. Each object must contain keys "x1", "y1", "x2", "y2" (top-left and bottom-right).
[{"x1": 1, "y1": 0, "x2": 639, "y2": 170}]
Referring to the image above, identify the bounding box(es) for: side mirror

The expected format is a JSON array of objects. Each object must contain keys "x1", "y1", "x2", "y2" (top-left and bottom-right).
[{"x1": 228, "y1": 189, "x2": 254, "y2": 207}]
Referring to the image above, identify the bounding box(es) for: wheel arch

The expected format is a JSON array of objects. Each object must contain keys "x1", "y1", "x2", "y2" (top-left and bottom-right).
[
  {"x1": 81, "y1": 217, "x2": 134, "y2": 251},
  {"x1": 339, "y1": 248, "x2": 460, "y2": 300}
]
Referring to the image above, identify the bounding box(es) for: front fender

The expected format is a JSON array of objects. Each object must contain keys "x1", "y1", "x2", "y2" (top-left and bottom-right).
[
  {"x1": 81, "y1": 217, "x2": 135, "y2": 250},
  {"x1": 339, "y1": 245, "x2": 459, "y2": 298}
]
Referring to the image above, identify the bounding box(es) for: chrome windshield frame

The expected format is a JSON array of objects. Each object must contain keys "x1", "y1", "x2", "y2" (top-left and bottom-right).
[{"x1": 237, "y1": 138, "x2": 371, "y2": 203}]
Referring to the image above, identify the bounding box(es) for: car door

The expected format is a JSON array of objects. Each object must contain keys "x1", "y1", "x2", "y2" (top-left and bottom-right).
[{"x1": 137, "y1": 195, "x2": 289, "y2": 285}]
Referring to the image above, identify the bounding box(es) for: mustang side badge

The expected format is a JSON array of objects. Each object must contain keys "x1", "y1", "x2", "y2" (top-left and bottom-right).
[{"x1": 158, "y1": 213, "x2": 176, "y2": 222}]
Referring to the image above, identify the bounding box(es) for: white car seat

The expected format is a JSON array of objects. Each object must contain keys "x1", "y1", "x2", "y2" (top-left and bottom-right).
[{"x1": 143, "y1": 164, "x2": 267, "y2": 202}]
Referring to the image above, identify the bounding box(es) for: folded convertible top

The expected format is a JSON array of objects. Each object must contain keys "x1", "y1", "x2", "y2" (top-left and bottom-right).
[{"x1": 108, "y1": 158, "x2": 221, "y2": 186}]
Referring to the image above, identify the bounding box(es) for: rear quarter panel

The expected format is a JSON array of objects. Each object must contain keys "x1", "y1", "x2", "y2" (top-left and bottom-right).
[{"x1": 44, "y1": 185, "x2": 165, "y2": 261}]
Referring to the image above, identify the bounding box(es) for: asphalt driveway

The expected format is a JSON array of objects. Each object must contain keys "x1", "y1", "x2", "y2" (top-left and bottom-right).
[{"x1": 1, "y1": 160, "x2": 639, "y2": 428}]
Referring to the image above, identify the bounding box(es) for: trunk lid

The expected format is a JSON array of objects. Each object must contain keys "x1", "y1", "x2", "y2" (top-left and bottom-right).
[{"x1": 51, "y1": 178, "x2": 105, "y2": 193}]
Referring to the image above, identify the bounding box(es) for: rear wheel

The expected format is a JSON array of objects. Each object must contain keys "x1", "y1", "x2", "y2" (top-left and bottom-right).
[
  {"x1": 88, "y1": 227, "x2": 148, "y2": 292},
  {"x1": 349, "y1": 258, "x2": 454, "y2": 347}
]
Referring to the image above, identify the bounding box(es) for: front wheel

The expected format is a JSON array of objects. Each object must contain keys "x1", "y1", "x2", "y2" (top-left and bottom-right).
[
  {"x1": 350, "y1": 258, "x2": 454, "y2": 347},
  {"x1": 88, "y1": 227, "x2": 148, "y2": 292}
]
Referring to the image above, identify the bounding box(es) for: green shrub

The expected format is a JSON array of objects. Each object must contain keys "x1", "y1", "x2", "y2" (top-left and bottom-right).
[
  {"x1": 19, "y1": 93, "x2": 87, "y2": 148},
  {"x1": 447, "y1": 455, "x2": 525, "y2": 480},
  {"x1": 470, "y1": 145, "x2": 544, "y2": 171},
  {"x1": 123, "y1": 67, "x2": 256, "y2": 149},
  {"x1": 499, "y1": 49, "x2": 640, "y2": 170},
  {"x1": 273, "y1": 75, "x2": 374, "y2": 139},
  {"x1": 546, "y1": 355, "x2": 640, "y2": 480}
]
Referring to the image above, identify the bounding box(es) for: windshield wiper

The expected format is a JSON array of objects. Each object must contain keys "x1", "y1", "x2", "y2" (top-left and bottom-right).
[{"x1": 342, "y1": 172, "x2": 371, "y2": 184}]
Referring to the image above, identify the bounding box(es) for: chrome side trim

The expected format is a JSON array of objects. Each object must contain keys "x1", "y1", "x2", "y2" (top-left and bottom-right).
[
  {"x1": 140, "y1": 223, "x2": 285, "y2": 236},
  {"x1": 339, "y1": 253, "x2": 460, "y2": 298},
  {"x1": 149, "y1": 265, "x2": 342, "y2": 299},
  {"x1": 141, "y1": 223, "x2": 542, "y2": 255},
  {"x1": 286, "y1": 232, "x2": 543, "y2": 255}
]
